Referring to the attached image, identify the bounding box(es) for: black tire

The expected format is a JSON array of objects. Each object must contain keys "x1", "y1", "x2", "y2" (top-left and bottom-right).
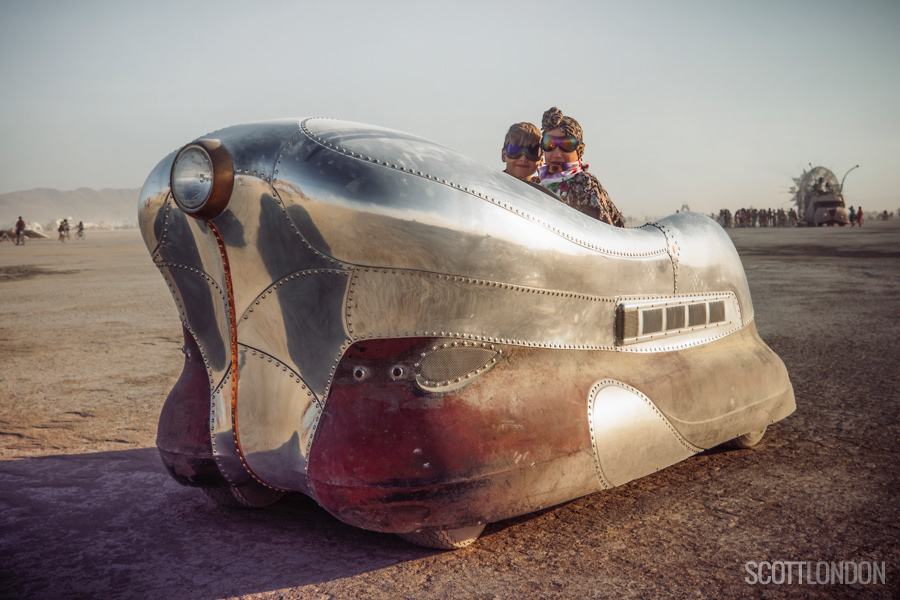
[
  {"x1": 201, "y1": 482, "x2": 285, "y2": 508},
  {"x1": 397, "y1": 524, "x2": 486, "y2": 550},
  {"x1": 725, "y1": 426, "x2": 767, "y2": 449}
]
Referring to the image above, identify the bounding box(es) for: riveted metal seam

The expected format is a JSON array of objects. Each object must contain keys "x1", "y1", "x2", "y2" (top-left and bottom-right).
[
  {"x1": 149, "y1": 194, "x2": 174, "y2": 262},
  {"x1": 238, "y1": 343, "x2": 323, "y2": 411},
  {"x1": 269, "y1": 128, "x2": 352, "y2": 271},
  {"x1": 346, "y1": 266, "x2": 618, "y2": 350},
  {"x1": 298, "y1": 118, "x2": 668, "y2": 260},
  {"x1": 207, "y1": 221, "x2": 281, "y2": 491},
  {"x1": 645, "y1": 221, "x2": 680, "y2": 294},
  {"x1": 586, "y1": 382, "x2": 614, "y2": 490},
  {"x1": 239, "y1": 268, "x2": 350, "y2": 322},
  {"x1": 590, "y1": 379, "x2": 704, "y2": 455}
]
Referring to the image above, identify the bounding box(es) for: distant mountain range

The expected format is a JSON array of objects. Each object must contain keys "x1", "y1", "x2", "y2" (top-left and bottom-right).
[{"x1": 0, "y1": 188, "x2": 141, "y2": 229}]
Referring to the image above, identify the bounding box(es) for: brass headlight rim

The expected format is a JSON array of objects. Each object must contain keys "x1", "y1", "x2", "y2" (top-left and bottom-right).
[{"x1": 170, "y1": 139, "x2": 234, "y2": 220}]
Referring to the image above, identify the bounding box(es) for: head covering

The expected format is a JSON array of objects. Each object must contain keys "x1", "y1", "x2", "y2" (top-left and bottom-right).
[{"x1": 541, "y1": 107, "x2": 585, "y2": 158}]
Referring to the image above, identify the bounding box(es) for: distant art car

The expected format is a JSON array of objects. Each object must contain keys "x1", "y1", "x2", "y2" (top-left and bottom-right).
[
  {"x1": 790, "y1": 165, "x2": 858, "y2": 226},
  {"x1": 139, "y1": 118, "x2": 795, "y2": 549}
]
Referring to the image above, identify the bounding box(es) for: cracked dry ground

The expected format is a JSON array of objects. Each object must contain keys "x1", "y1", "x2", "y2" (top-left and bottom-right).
[{"x1": 1, "y1": 225, "x2": 898, "y2": 599}]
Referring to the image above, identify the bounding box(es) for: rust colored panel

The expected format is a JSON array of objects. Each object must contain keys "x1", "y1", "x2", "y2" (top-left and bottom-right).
[
  {"x1": 156, "y1": 326, "x2": 221, "y2": 487},
  {"x1": 306, "y1": 339, "x2": 598, "y2": 532}
]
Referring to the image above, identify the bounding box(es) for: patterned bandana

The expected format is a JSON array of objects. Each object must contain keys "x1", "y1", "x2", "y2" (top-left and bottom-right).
[{"x1": 539, "y1": 160, "x2": 588, "y2": 193}]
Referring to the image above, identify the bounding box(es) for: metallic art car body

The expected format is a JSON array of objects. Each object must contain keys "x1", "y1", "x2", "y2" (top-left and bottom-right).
[{"x1": 139, "y1": 118, "x2": 795, "y2": 539}]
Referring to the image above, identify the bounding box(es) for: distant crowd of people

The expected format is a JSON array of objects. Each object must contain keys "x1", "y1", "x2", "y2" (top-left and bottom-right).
[
  {"x1": 3, "y1": 216, "x2": 85, "y2": 245},
  {"x1": 716, "y1": 208, "x2": 800, "y2": 228},
  {"x1": 716, "y1": 207, "x2": 895, "y2": 228},
  {"x1": 54, "y1": 219, "x2": 84, "y2": 242}
]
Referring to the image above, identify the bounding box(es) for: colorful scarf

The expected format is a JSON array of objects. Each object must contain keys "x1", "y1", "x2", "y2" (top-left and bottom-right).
[{"x1": 539, "y1": 160, "x2": 588, "y2": 194}]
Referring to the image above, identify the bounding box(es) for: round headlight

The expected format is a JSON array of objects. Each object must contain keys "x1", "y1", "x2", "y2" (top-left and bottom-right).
[
  {"x1": 170, "y1": 139, "x2": 234, "y2": 220},
  {"x1": 172, "y1": 148, "x2": 213, "y2": 210}
]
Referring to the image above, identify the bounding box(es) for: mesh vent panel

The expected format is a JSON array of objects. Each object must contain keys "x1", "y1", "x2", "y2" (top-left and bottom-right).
[{"x1": 419, "y1": 347, "x2": 498, "y2": 382}]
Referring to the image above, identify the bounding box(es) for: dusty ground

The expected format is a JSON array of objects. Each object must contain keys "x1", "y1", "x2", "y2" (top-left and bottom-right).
[{"x1": 1, "y1": 223, "x2": 898, "y2": 599}]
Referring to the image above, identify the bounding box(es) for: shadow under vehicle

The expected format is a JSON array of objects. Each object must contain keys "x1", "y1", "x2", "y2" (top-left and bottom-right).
[
  {"x1": 791, "y1": 165, "x2": 859, "y2": 226},
  {"x1": 139, "y1": 118, "x2": 795, "y2": 549}
]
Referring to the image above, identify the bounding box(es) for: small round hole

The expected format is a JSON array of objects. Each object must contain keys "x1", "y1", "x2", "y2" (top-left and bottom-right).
[
  {"x1": 353, "y1": 367, "x2": 366, "y2": 380},
  {"x1": 390, "y1": 366, "x2": 404, "y2": 379}
]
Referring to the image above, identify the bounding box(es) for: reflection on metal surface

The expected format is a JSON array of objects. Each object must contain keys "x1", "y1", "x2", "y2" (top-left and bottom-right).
[
  {"x1": 347, "y1": 267, "x2": 618, "y2": 350},
  {"x1": 589, "y1": 380, "x2": 702, "y2": 488},
  {"x1": 236, "y1": 344, "x2": 318, "y2": 494},
  {"x1": 140, "y1": 117, "x2": 795, "y2": 541}
]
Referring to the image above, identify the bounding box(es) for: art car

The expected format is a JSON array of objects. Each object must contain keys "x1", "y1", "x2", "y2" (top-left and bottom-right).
[
  {"x1": 790, "y1": 165, "x2": 859, "y2": 226},
  {"x1": 139, "y1": 118, "x2": 795, "y2": 549}
]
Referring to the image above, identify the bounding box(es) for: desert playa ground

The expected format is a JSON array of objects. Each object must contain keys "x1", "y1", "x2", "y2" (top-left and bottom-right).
[{"x1": 1, "y1": 222, "x2": 898, "y2": 599}]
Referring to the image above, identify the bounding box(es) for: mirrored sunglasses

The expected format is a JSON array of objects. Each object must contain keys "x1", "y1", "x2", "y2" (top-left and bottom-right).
[
  {"x1": 541, "y1": 134, "x2": 580, "y2": 153},
  {"x1": 504, "y1": 142, "x2": 542, "y2": 161}
]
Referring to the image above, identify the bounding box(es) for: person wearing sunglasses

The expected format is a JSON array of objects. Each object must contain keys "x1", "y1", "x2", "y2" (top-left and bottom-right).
[
  {"x1": 538, "y1": 107, "x2": 624, "y2": 227},
  {"x1": 501, "y1": 122, "x2": 543, "y2": 182}
]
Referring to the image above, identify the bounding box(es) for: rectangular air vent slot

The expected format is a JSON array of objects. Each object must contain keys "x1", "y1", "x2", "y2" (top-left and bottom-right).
[
  {"x1": 642, "y1": 309, "x2": 663, "y2": 334},
  {"x1": 688, "y1": 303, "x2": 707, "y2": 327},
  {"x1": 708, "y1": 300, "x2": 725, "y2": 324},
  {"x1": 666, "y1": 306, "x2": 685, "y2": 330},
  {"x1": 615, "y1": 293, "x2": 737, "y2": 347}
]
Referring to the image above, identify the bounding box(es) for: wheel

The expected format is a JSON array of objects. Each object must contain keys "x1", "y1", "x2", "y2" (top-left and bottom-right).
[
  {"x1": 725, "y1": 427, "x2": 767, "y2": 449},
  {"x1": 201, "y1": 482, "x2": 285, "y2": 508},
  {"x1": 396, "y1": 524, "x2": 486, "y2": 550}
]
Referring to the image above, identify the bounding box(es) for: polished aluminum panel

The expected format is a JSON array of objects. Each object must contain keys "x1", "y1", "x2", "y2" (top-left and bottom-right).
[
  {"x1": 210, "y1": 373, "x2": 259, "y2": 488},
  {"x1": 151, "y1": 206, "x2": 232, "y2": 376},
  {"x1": 138, "y1": 151, "x2": 176, "y2": 253},
  {"x1": 608, "y1": 324, "x2": 795, "y2": 449},
  {"x1": 235, "y1": 345, "x2": 319, "y2": 494},
  {"x1": 140, "y1": 180, "x2": 253, "y2": 489},
  {"x1": 194, "y1": 120, "x2": 303, "y2": 182},
  {"x1": 140, "y1": 117, "x2": 770, "y2": 496},
  {"x1": 348, "y1": 267, "x2": 618, "y2": 349},
  {"x1": 589, "y1": 381, "x2": 701, "y2": 488},
  {"x1": 646, "y1": 214, "x2": 754, "y2": 321},
  {"x1": 238, "y1": 268, "x2": 350, "y2": 397},
  {"x1": 274, "y1": 119, "x2": 676, "y2": 295},
  {"x1": 208, "y1": 176, "x2": 345, "y2": 321}
]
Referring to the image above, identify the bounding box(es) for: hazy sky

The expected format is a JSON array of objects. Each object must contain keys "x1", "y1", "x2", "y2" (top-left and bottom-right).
[{"x1": 1, "y1": 0, "x2": 897, "y2": 218}]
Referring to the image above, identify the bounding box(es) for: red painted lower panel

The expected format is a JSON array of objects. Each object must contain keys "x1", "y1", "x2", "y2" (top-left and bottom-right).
[
  {"x1": 156, "y1": 326, "x2": 222, "y2": 487},
  {"x1": 306, "y1": 339, "x2": 598, "y2": 533}
]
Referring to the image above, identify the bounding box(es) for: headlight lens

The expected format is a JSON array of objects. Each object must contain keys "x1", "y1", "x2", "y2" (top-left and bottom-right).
[
  {"x1": 172, "y1": 147, "x2": 213, "y2": 210},
  {"x1": 169, "y1": 140, "x2": 234, "y2": 220}
]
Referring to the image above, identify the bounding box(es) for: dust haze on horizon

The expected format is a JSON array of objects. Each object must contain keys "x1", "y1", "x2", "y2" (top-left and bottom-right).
[{"x1": 1, "y1": 0, "x2": 898, "y2": 219}]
